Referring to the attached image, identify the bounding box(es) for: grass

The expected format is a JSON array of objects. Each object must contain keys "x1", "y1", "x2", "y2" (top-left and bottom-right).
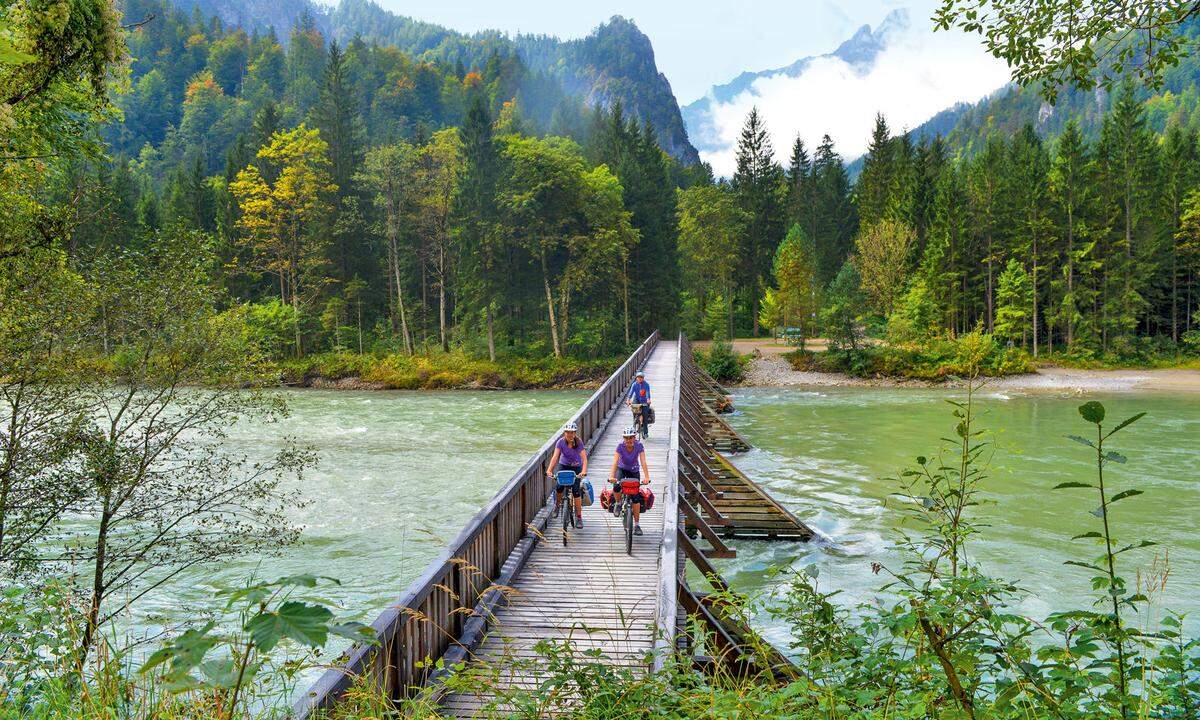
[{"x1": 272, "y1": 351, "x2": 621, "y2": 390}]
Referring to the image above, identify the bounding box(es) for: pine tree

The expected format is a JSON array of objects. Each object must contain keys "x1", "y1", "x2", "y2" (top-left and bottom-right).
[
  {"x1": 312, "y1": 42, "x2": 368, "y2": 286},
  {"x1": 1006, "y1": 125, "x2": 1053, "y2": 356},
  {"x1": 1097, "y1": 83, "x2": 1158, "y2": 346},
  {"x1": 810, "y1": 135, "x2": 856, "y2": 285},
  {"x1": 1161, "y1": 125, "x2": 1200, "y2": 342},
  {"x1": 856, "y1": 113, "x2": 897, "y2": 226},
  {"x1": 786, "y1": 135, "x2": 811, "y2": 222},
  {"x1": 1049, "y1": 120, "x2": 1101, "y2": 350},
  {"x1": 995, "y1": 258, "x2": 1033, "y2": 348},
  {"x1": 457, "y1": 92, "x2": 503, "y2": 360},
  {"x1": 731, "y1": 108, "x2": 786, "y2": 336}
]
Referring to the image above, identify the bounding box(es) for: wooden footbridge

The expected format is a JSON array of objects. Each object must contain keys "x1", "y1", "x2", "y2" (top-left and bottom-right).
[{"x1": 294, "y1": 332, "x2": 814, "y2": 718}]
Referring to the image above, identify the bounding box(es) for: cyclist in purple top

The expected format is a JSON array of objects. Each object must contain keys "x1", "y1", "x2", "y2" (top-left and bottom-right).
[
  {"x1": 607, "y1": 426, "x2": 650, "y2": 535},
  {"x1": 546, "y1": 422, "x2": 588, "y2": 527}
]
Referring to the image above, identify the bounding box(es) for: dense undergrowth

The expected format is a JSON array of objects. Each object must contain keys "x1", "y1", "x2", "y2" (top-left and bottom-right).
[
  {"x1": 786, "y1": 332, "x2": 1035, "y2": 381},
  {"x1": 274, "y1": 351, "x2": 621, "y2": 390}
]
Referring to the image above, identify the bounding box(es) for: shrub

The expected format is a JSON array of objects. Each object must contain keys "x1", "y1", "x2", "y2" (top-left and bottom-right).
[{"x1": 697, "y1": 340, "x2": 748, "y2": 383}]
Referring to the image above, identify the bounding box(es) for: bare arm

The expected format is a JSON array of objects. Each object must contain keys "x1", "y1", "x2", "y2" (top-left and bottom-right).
[
  {"x1": 546, "y1": 447, "x2": 561, "y2": 477},
  {"x1": 608, "y1": 451, "x2": 619, "y2": 481},
  {"x1": 580, "y1": 448, "x2": 589, "y2": 476},
  {"x1": 639, "y1": 451, "x2": 650, "y2": 484}
]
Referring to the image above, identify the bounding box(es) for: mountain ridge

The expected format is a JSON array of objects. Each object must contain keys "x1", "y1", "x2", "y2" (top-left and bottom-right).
[
  {"x1": 163, "y1": 0, "x2": 700, "y2": 163},
  {"x1": 681, "y1": 9, "x2": 909, "y2": 157}
]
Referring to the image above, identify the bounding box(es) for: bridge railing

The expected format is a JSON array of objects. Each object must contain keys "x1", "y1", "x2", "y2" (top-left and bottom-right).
[
  {"x1": 293, "y1": 330, "x2": 660, "y2": 718},
  {"x1": 651, "y1": 333, "x2": 683, "y2": 671}
]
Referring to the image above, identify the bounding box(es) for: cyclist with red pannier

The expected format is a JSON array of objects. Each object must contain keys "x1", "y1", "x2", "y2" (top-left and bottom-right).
[{"x1": 607, "y1": 426, "x2": 650, "y2": 536}]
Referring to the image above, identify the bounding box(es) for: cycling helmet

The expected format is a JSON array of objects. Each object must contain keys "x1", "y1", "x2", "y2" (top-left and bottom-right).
[
  {"x1": 563, "y1": 421, "x2": 578, "y2": 432},
  {"x1": 635, "y1": 370, "x2": 645, "y2": 377},
  {"x1": 622, "y1": 426, "x2": 638, "y2": 438}
]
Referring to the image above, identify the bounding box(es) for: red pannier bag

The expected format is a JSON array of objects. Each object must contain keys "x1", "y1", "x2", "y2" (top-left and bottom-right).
[
  {"x1": 599, "y1": 487, "x2": 615, "y2": 510},
  {"x1": 640, "y1": 486, "x2": 655, "y2": 511}
]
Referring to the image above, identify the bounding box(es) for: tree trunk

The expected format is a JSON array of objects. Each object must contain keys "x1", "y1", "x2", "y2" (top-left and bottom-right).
[
  {"x1": 751, "y1": 280, "x2": 760, "y2": 337},
  {"x1": 79, "y1": 503, "x2": 112, "y2": 670},
  {"x1": 622, "y1": 260, "x2": 631, "y2": 345},
  {"x1": 1066, "y1": 202, "x2": 1075, "y2": 348},
  {"x1": 389, "y1": 230, "x2": 413, "y2": 354},
  {"x1": 540, "y1": 252, "x2": 561, "y2": 358},
  {"x1": 724, "y1": 276, "x2": 733, "y2": 340},
  {"x1": 486, "y1": 304, "x2": 496, "y2": 362},
  {"x1": 438, "y1": 245, "x2": 448, "y2": 353},
  {"x1": 1032, "y1": 234, "x2": 1039, "y2": 358},
  {"x1": 356, "y1": 302, "x2": 363, "y2": 355},
  {"x1": 985, "y1": 236, "x2": 995, "y2": 332}
]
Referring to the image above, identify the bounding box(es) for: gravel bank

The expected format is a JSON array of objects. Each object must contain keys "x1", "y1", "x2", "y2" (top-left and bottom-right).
[{"x1": 739, "y1": 356, "x2": 1200, "y2": 393}]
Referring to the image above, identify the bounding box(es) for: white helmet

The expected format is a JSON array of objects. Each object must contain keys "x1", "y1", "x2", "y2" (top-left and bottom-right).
[
  {"x1": 622, "y1": 426, "x2": 638, "y2": 438},
  {"x1": 563, "y1": 421, "x2": 578, "y2": 432}
]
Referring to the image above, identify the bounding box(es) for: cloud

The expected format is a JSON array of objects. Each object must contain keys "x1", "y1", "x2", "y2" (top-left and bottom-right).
[{"x1": 698, "y1": 24, "x2": 1011, "y2": 176}]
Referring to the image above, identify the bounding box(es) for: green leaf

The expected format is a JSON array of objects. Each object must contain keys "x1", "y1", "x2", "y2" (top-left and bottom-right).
[
  {"x1": 245, "y1": 601, "x2": 334, "y2": 652},
  {"x1": 198, "y1": 657, "x2": 241, "y2": 688},
  {"x1": 1109, "y1": 489, "x2": 1142, "y2": 503},
  {"x1": 1078, "y1": 401, "x2": 1105, "y2": 424},
  {"x1": 1054, "y1": 481, "x2": 1094, "y2": 490},
  {"x1": 1090, "y1": 505, "x2": 1105, "y2": 518},
  {"x1": 1116, "y1": 540, "x2": 1156, "y2": 554},
  {"x1": 1106, "y1": 412, "x2": 1146, "y2": 437},
  {"x1": 1067, "y1": 434, "x2": 1096, "y2": 448},
  {"x1": 140, "y1": 624, "x2": 218, "y2": 677},
  {"x1": 1064, "y1": 560, "x2": 1104, "y2": 573},
  {"x1": 1103, "y1": 451, "x2": 1127, "y2": 464},
  {"x1": 1071, "y1": 531, "x2": 1103, "y2": 540},
  {"x1": 329, "y1": 622, "x2": 376, "y2": 644}
]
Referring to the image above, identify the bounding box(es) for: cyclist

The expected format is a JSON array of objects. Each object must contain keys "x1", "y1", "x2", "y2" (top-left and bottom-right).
[
  {"x1": 608, "y1": 426, "x2": 650, "y2": 535},
  {"x1": 626, "y1": 370, "x2": 652, "y2": 438},
  {"x1": 546, "y1": 421, "x2": 588, "y2": 528}
]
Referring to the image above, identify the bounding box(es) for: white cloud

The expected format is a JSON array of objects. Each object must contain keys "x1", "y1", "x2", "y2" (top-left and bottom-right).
[{"x1": 699, "y1": 26, "x2": 1011, "y2": 176}]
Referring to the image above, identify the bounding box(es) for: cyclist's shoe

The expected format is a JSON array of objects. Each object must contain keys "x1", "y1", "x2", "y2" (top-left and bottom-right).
[
  {"x1": 576, "y1": 514, "x2": 584, "y2": 528},
  {"x1": 552, "y1": 504, "x2": 560, "y2": 518},
  {"x1": 634, "y1": 524, "x2": 643, "y2": 536}
]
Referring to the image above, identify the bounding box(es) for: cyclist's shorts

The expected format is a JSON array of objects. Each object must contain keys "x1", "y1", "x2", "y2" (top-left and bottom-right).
[{"x1": 555, "y1": 464, "x2": 583, "y2": 497}]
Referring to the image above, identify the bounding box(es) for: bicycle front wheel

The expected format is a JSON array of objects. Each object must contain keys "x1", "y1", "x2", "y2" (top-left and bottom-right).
[{"x1": 624, "y1": 500, "x2": 633, "y2": 555}]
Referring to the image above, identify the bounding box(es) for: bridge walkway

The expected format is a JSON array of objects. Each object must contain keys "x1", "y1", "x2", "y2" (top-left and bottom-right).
[{"x1": 439, "y1": 340, "x2": 678, "y2": 716}]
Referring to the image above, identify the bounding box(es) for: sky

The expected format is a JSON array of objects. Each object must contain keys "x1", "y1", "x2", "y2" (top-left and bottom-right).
[
  {"x1": 375, "y1": 0, "x2": 962, "y2": 102},
  {"x1": 374, "y1": 0, "x2": 1013, "y2": 171}
]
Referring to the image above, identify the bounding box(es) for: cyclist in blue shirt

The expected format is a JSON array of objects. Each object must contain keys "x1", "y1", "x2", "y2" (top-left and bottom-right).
[{"x1": 626, "y1": 370, "x2": 651, "y2": 437}]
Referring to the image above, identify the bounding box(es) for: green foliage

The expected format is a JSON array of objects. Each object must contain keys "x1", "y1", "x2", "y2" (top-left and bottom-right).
[
  {"x1": 225, "y1": 299, "x2": 298, "y2": 359},
  {"x1": 140, "y1": 574, "x2": 371, "y2": 712},
  {"x1": 792, "y1": 331, "x2": 1033, "y2": 381},
  {"x1": 995, "y1": 257, "x2": 1033, "y2": 347},
  {"x1": 277, "y1": 351, "x2": 618, "y2": 390},
  {"x1": 696, "y1": 340, "x2": 748, "y2": 384},
  {"x1": 936, "y1": 0, "x2": 1200, "y2": 101}
]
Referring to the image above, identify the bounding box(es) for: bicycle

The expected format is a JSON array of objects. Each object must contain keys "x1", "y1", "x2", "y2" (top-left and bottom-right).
[
  {"x1": 610, "y1": 476, "x2": 647, "y2": 555},
  {"x1": 629, "y1": 403, "x2": 649, "y2": 439},
  {"x1": 555, "y1": 470, "x2": 582, "y2": 545}
]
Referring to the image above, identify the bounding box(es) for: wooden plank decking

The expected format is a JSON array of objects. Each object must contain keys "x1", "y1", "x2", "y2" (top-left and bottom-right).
[{"x1": 440, "y1": 341, "x2": 679, "y2": 717}]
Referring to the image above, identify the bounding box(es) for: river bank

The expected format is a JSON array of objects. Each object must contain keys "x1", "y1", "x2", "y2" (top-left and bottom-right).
[
  {"x1": 740, "y1": 354, "x2": 1200, "y2": 393},
  {"x1": 273, "y1": 352, "x2": 619, "y2": 391}
]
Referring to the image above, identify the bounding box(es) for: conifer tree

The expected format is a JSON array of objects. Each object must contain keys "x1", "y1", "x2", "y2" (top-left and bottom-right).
[
  {"x1": 810, "y1": 135, "x2": 856, "y2": 285},
  {"x1": 732, "y1": 107, "x2": 786, "y2": 336},
  {"x1": 995, "y1": 258, "x2": 1033, "y2": 348}
]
